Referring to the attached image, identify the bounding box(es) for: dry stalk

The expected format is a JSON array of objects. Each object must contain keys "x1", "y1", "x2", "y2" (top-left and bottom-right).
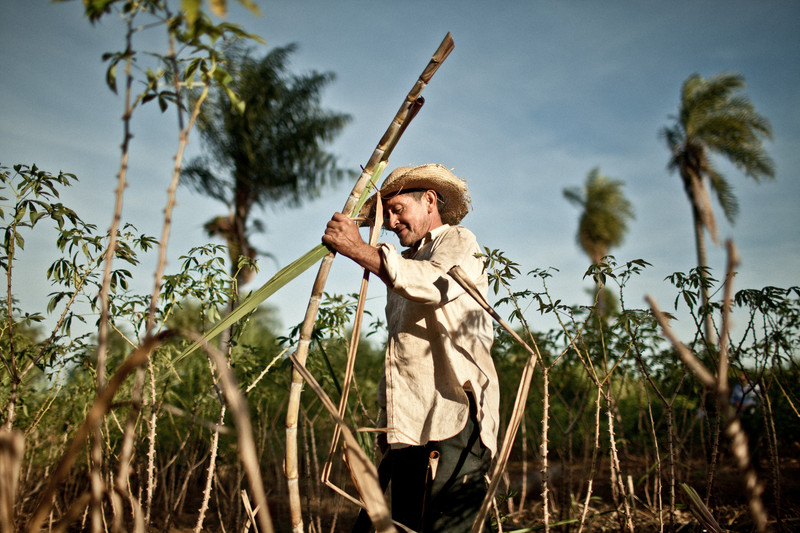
[
  {"x1": 25, "y1": 332, "x2": 170, "y2": 533},
  {"x1": 760, "y1": 388, "x2": 782, "y2": 524},
  {"x1": 241, "y1": 489, "x2": 259, "y2": 533},
  {"x1": 289, "y1": 354, "x2": 395, "y2": 532},
  {"x1": 577, "y1": 387, "x2": 602, "y2": 533},
  {"x1": 145, "y1": 359, "x2": 158, "y2": 524},
  {"x1": 49, "y1": 492, "x2": 92, "y2": 533},
  {"x1": 643, "y1": 383, "x2": 665, "y2": 532},
  {"x1": 606, "y1": 392, "x2": 634, "y2": 532},
  {"x1": 186, "y1": 331, "x2": 275, "y2": 533},
  {"x1": 285, "y1": 33, "x2": 453, "y2": 533},
  {"x1": 646, "y1": 240, "x2": 768, "y2": 532},
  {"x1": 213, "y1": 474, "x2": 228, "y2": 533},
  {"x1": 447, "y1": 266, "x2": 544, "y2": 533},
  {"x1": 246, "y1": 347, "x2": 290, "y2": 394},
  {"x1": 145, "y1": 74, "x2": 211, "y2": 335},
  {"x1": 164, "y1": 447, "x2": 206, "y2": 529},
  {"x1": 90, "y1": 12, "x2": 140, "y2": 532},
  {"x1": 519, "y1": 416, "x2": 528, "y2": 514},
  {"x1": 111, "y1": 366, "x2": 147, "y2": 533},
  {"x1": 2, "y1": 173, "x2": 24, "y2": 430},
  {"x1": 194, "y1": 403, "x2": 226, "y2": 533},
  {"x1": 704, "y1": 402, "x2": 721, "y2": 503},
  {"x1": 541, "y1": 368, "x2": 550, "y2": 532},
  {"x1": 0, "y1": 429, "x2": 24, "y2": 533},
  {"x1": 633, "y1": 341, "x2": 678, "y2": 531}
]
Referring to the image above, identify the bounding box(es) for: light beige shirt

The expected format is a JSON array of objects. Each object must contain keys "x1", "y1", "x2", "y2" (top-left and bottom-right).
[{"x1": 376, "y1": 224, "x2": 499, "y2": 456}]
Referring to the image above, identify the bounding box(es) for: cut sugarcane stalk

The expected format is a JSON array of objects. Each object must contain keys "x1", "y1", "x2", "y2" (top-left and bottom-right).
[
  {"x1": 447, "y1": 265, "x2": 543, "y2": 533},
  {"x1": 320, "y1": 198, "x2": 384, "y2": 507},
  {"x1": 290, "y1": 354, "x2": 396, "y2": 532},
  {"x1": 286, "y1": 33, "x2": 455, "y2": 533}
]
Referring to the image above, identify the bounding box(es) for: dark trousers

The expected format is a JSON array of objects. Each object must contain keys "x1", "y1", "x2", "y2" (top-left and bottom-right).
[{"x1": 353, "y1": 395, "x2": 491, "y2": 532}]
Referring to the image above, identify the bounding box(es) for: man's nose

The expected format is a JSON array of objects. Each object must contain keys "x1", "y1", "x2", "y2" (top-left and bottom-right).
[{"x1": 387, "y1": 213, "x2": 399, "y2": 229}]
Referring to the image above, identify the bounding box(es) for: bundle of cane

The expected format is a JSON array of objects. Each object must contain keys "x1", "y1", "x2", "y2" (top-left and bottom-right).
[{"x1": 286, "y1": 33, "x2": 455, "y2": 533}]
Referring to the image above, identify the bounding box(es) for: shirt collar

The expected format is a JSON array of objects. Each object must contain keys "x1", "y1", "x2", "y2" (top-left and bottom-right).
[{"x1": 410, "y1": 224, "x2": 449, "y2": 253}]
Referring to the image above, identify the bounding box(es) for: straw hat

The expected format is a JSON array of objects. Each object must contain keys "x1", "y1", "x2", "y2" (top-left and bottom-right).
[{"x1": 361, "y1": 164, "x2": 472, "y2": 226}]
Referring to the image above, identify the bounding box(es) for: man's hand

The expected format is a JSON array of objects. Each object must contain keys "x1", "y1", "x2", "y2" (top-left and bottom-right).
[
  {"x1": 322, "y1": 212, "x2": 365, "y2": 256},
  {"x1": 322, "y1": 212, "x2": 386, "y2": 282}
]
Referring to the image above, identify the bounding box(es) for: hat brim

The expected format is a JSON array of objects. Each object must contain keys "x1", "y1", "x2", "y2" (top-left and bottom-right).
[{"x1": 360, "y1": 164, "x2": 471, "y2": 226}]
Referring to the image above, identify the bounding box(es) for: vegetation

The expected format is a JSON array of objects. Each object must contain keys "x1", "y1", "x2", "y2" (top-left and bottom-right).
[
  {"x1": 182, "y1": 44, "x2": 351, "y2": 286},
  {"x1": 563, "y1": 167, "x2": 635, "y2": 267},
  {"x1": 661, "y1": 72, "x2": 775, "y2": 343},
  {"x1": 1, "y1": 2, "x2": 797, "y2": 533}
]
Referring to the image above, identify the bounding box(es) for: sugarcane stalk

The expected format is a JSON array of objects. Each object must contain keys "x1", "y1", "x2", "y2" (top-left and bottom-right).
[
  {"x1": 321, "y1": 205, "x2": 383, "y2": 505},
  {"x1": 286, "y1": 33, "x2": 454, "y2": 533},
  {"x1": 446, "y1": 265, "x2": 544, "y2": 533},
  {"x1": 647, "y1": 241, "x2": 767, "y2": 532},
  {"x1": 289, "y1": 354, "x2": 396, "y2": 532}
]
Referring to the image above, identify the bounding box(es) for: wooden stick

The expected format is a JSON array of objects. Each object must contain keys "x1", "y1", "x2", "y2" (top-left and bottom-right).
[
  {"x1": 646, "y1": 240, "x2": 767, "y2": 532},
  {"x1": 320, "y1": 206, "x2": 383, "y2": 505},
  {"x1": 290, "y1": 355, "x2": 396, "y2": 532},
  {"x1": 446, "y1": 265, "x2": 543, "y2": 533},
  {"x1": 285, "y1": 33, "x2": 454, "y2": 533}
]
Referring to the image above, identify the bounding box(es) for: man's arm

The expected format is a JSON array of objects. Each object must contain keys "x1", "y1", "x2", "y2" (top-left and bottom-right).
[{"x1": 322, "y1": 212, "x2": 391, "y2": 284}]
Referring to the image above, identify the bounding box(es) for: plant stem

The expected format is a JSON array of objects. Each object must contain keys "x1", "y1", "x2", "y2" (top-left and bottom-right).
[{"x1": 285, "y1": 34, "x2": 454, "y2": 532}]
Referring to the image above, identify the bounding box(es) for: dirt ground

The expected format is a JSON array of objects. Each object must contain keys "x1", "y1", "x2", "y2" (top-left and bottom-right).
[
  {"x1": 158, "y1": 456, "x2": 800, "y2": 532},
  {"x1": 497, "y1": 456, "x2": 800, "y2": 532}
]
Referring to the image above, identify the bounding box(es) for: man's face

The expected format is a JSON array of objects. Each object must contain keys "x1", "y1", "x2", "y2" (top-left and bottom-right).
[{"x1": 383, "y1": 191, "x2": 436, "y2": 248}]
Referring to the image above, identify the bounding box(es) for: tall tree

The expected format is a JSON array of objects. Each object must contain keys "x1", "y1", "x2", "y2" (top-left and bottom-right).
[
  {"x1": 563, "y1": 167, "x2": 635, "y2": 266},
  {"x1": 564, "y1": 167, "x2": 634, "y2": 318},
  {"x1": 182, "y1": 44, "x2": 351, "y2": 287},
  {"x1": 661, "y1": 72, "x2": 774, "y2": 342}
]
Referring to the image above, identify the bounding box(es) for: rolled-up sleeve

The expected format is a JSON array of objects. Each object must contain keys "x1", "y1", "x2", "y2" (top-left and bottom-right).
[{"x1": 378, "y1": 226, "x2": 485, "y2": 305}]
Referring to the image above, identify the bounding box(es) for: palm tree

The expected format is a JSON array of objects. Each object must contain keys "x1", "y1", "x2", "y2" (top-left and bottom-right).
[
  {"x1": 563, "y1": 167, "x2": 635, "y2": 266},
  {"x1": 564, "y1": 168, "x2": 634, "y2": 318},
  {"x1": 661, "y1": 72, "x2": 774, "y2": 342},
  {"x1": 182, "y1": 44, "x2": 351, "y2": 287}
]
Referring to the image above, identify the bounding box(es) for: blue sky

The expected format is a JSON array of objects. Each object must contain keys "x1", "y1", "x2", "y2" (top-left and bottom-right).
[{"x1": 2, "y1": 0, "x2": 799, "y2": 340}]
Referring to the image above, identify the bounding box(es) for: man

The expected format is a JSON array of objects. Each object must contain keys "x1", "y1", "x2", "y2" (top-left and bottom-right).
[{"x1": 322, "y1": 164, "x2": 500, "y2": 532}]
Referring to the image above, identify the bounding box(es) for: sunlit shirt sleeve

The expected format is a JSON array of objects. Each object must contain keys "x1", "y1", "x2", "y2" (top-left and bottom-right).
[{"x1": 374, "y1": 225, "x2": 500, "y2": 456}]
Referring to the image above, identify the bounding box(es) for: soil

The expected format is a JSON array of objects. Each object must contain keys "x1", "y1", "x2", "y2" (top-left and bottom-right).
[{"x1": 154, "y1": 456, "x2": 800, "y2": 532}]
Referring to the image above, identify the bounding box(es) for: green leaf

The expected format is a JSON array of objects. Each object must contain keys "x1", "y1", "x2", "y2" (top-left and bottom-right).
[
  {"x1": 158, "y1": 93, "x2": 169, "y2": 113},
  {"x1": 106, "y1": 61, "x2": 118, "y2": 94},
  {"x1": 182, "y1": 0, "x2": 201, "y2": 29},
  {"x1": 174, "y1": 243, "x2": 330, "y2": 365}
]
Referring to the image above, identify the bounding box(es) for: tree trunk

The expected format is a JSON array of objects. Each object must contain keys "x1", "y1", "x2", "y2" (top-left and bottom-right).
[{"x1": 692, "y1": 203, "x2": 716, "y2": 346}]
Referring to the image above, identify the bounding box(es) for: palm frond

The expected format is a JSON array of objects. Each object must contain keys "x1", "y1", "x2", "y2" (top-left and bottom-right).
[
  {"x1": 706, "y1": 165, "x2": 739, "y2": 223},
  {"x1": 666, "y1": 71, "x2": 774, "y2": 228},
  {"x1": 181, "y1": 157, "x2": 231, "y2": 204}
]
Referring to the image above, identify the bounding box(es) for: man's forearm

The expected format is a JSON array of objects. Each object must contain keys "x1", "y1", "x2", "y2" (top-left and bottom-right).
[{"x1": 339, "y1": 241, "x2": 391, "y2": 285}]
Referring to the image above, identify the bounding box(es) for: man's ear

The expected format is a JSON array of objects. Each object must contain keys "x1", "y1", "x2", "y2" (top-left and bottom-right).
[{"x1": 424, "y1": 189, "x2": 438, "y2": 212}]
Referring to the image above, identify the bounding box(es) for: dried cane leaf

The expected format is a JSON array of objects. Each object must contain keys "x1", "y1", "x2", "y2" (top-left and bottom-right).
[{"x1": 680, "y1": 483, "x2": 724, "y2": 533}]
